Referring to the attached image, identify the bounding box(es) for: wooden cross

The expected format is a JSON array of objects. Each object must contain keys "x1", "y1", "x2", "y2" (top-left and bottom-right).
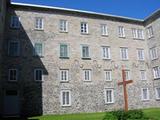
[{"x1": 118, "y1": 65, "x2": 133, "y2": 112}]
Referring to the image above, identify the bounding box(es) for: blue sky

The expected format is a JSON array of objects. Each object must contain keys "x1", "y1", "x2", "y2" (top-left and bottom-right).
[{"x1": 12, "y1": 0, "x2": 160, "y2": 19}]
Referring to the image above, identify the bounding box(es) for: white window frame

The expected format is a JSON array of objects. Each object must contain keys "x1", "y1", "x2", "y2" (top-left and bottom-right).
[
  {"x1": 132, "y1": 28, "x2": 144, "y2": 39},
  {"x1": 8, "y1": 40, "x2": 20, "y2": 56},
  {"x1": 104, "y1": 88, "x2": 114, "y2": 104},
  {"x1": 150, "y1": 47, "x2": 158, "y2": 60},
  {"x1": 83, "y1": 69, "x2": 91, "y2": 81},
  {"x1": 101, "y1": 24, "x2": 108, "y2": 36},
  {"x1": 81, "y1": 45, "x2": 90, "y2": 58},
  {"x1": 60, "y1": 90, "x2": 71, "y2": 106},
  {"x1": 102, "y1": 46, "x2": 111, "y2": 59},
  {"x1": 60, "y1": 69, "x2": 69, "y2": 82},
  {"x1": 8, "y1": 69, "x2": 18, "y2": 82},
  {"x1": 140, "y1": 70, "x2": 147, "y2": 81},
  {"x1": 118, "y1": 26, "x2": 125, "y2": 38},
  {"x1": 104, "y1": 70, "x2": 112, "y2": 81},
  {"x1": 141, "y1": 88, "x2": 149, "y2": 101},
  {"x1": 147, "y1": 26, "x2": 154, "y2": 39},
  {"x1": 35, "y1": 17, "x2": 44, "y2": 30},
  {"x1": 155, "y1": 87, "x2": 160, "y2": 100},
  {"x1": 34, "y1": 69, "x2": 43, "y2": 81},
  {"x1": 60, "y1": 44, "x2": 69, "y2": 58},
  {"x1": 153, "y1": 66, "x2": 160, "y2": 79},
  {"x1": 81, "y1": 22, "x2": 88, "y2": 34},
  {"x1": 59, "y1": 19, "x2": 68, "y2": 32},
  {"x1": 120, "y1": 47, "x2": 129, "y2": 60},
  {"x1": 125, "y1": 70, "x2": 131, "y2": 80},
  {"x1": 10, "y1": 16, "x2": 20, "y2": 29},
  {"x1": 137, "y1": 49, "x2": 145, "y2": 61},
  {"x1": 34, "y1": 42, "x2": 44, "y2": 57}
]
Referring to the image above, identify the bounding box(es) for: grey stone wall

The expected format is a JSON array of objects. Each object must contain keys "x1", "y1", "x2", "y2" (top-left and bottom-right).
[
  {"x1": 0, "y1": 0, "x2": 8, "y2": 116},
  {"x1": 2, "y1": 6, "x2": 160, "y2": 116}
]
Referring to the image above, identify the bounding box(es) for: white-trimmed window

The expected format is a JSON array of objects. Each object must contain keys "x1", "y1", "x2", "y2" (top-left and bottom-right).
[
  {"x1": 10, "y1": 16, "x2": 20, "y2": 28},
  {"x1": 8, "y1": 69, "x2": 18, "y2": 81},
  {"x1": 102, "y1": 46, "x2": 111, "y2": 59},
  {"x1": 104, "y1": 88, "x2": 114, "y2": 104},
  {"x1": 104, "y1": 70, "x2": 112, "y2": 81},
  {"x1": 60, "y1": 44, "x2": 69, "y2": 58},
  {"x1": 60, "y1": 90, "x2": 71, "y2": 106},
  {"x1": 132, "y1": 28, "x2": 144, "y2": 39},
  {"x1": 101, "y1": 24, "x2": 108, "y2": 36},
  {"x1": 34, "y1": 69, "x2": 43, "y2": 81},
  {"x1": 155, "y1": 88, "x2": 160, "y2": 100},
  {"x1": 35, "y1": 17, "x2": 43, "y2": 30},
  {"x1": 8, "y1": 41, "x2": 20, "y2": 56},
  {"x1": 34, "y1": 42, "x2": 43, "y2": 56},
  {"x1": 125, "y1": 70, "x2": 130, "y2": 80},
  {"x1": 147, "y1": 26, "x2": 154, "y2": 38},
  {"x1": 81, "y1": 45, "x2": 90, "y2": 58},
  {"x1": 140, "y1": 70, "x2": 147, "y2": 80},
  {"x1": 83, "y1": 69, "x2": 91, "y2": 81},
  {"x1": 141, "y1": 88, "x2": 149, "y2": 101},
  {"x1": 118, "y1": 26, "x2": 125, "y2": 37},
  {"x1": 81, "y1": 22, "x2": 88, "y2": 34},
  {"x1": 137, "y1": 49, "x2": 145, "y2": 61},
  {"x1": 60, "y1": 69, "x2": 69, "y2": 82},
  {"x1": 153, "y1": 66, "x2": 160, "y2": 79},
  {"x1": 59, "y1": 19, "x2": 68, "y2": 32},
  {"x1": 150, "y1": 47, "x2": 158, "y2": 60},
  {"x1": 120, "y1": 47, "x2": 128, "y2": 60}
]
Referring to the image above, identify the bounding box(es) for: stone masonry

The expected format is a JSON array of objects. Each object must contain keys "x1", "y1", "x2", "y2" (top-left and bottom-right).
[{"x1": 0, "y1": 2, "x2": 160, "y2": 117}]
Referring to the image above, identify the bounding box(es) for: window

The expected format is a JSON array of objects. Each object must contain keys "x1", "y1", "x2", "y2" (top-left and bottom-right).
[
  {"x1": 147, "y1": 26, "x2": 154, "y2": 38},
  {"x1": 118, "y1": 26, "x2": 125, "y2": 37},
  {"x1": 60, "y1": 90, "x2": 71, "y2": 106},
  {"x1": 153, "y1": 66, "x2": 160, "y2": 79},
  {"x1": 150, "y1": 47, "x2": 158, "y2": 60},
  {"x1": 104, "y1": 70, "x2": 112, "y2": 81},
  {"x1": 104, "y1": 89, "x2": 114, "y2": 104},
  {"x1": 34, "y1": 43, "x2": 43, "y2": 56},
  {"x1": 120, "y1": 47, "x2": 128, "y2": 60},
  {"x1": 59, "y1": 20, "x2": 68, "y2": 32},
  {"x1": 82, "y1": 45, "x2": 90, "y2": 58},
  {"x1": 137, "y1": 49, "x2": 145, "y2": 61},
  {"x1": 102, "y1": 46, "x2": 111, "y2": 59},
  {"x1": 125, "y1": 70, "x2": 130, "y2": 80},
  {"x1": 140, "y1": 70, "x2": 146, "y2": 80},
  {"x1": 35, "y1": 17, "x2": 43, "y2": 30},
  {"x1": 132, "y1": 28, "x2": 144, "y2": 39},
  {"x1": 83, "y1": 69, "x2": 91, "y2": 81},
  {"x1": 8, "y1": 69, "x2": 18, "y2": 81},
  {"x1": 81, "y1": 22, "x2": 88, "y2": 34},
  {"x1": 60, "y1": 44, "x2": 69, "y2": 58},
  {"x1": 141, "y1": 88, "x2": 149, "y2": 100},
  {"x1": 34, "y1": 69, "x2": 43, "y2": 81},
  {"x1": 8, "y1": 41, "x2": 20, "y2": 56},
  {"x1": 155, "y1": 88, "x2": 160, "y2": 100},
  {"x1": 101, "y1": 24, "x2": 108, "y2": 36},
  {"x1": 10, "y1": 16, "x2": 20, "y2": 28},
  {"x1": 60, "y1": 69, "x2": 69, "y2": 82}
]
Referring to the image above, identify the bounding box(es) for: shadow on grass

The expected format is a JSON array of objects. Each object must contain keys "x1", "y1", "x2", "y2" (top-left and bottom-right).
[{"x1": 0, "y1": 118, "x2": 39, "y2": 120}]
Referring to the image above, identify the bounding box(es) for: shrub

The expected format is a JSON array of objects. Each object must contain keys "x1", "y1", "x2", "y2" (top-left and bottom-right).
[
  {"x1": 109, "y1": 109, "x2": 149, "y2": 120},
  {"x1": 127, "y1": 109, "x2": 143, "y2": 119}
]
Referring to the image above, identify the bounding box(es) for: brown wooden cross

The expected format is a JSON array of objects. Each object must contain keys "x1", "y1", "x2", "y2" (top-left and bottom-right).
[{"x1": 118, "y1": 65, "x2": 133, "y2": 112}]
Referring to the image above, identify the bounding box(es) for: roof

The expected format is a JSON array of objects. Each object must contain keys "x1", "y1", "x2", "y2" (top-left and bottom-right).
[{"x1": 11, "y1": 2, "x2": 160, "y2": 25}]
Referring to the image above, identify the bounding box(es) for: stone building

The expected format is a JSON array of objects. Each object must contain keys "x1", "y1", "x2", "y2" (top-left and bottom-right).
[{"x1": 0, "y1": 1, "x2": 160, "y2": 117}]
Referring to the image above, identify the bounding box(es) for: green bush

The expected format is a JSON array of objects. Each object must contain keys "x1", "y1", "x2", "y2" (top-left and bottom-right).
[
  {"x1": 127, "y1": 109, "x2": 143, "y2": 119},
  {"x1": 110, "y1": 109, "x2": 149, "y2": 120}
]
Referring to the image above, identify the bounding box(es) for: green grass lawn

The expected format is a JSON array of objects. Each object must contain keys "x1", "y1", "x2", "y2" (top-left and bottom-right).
[{"x1": 28, "y1": 108, "x2": 160, "y2": 120}]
